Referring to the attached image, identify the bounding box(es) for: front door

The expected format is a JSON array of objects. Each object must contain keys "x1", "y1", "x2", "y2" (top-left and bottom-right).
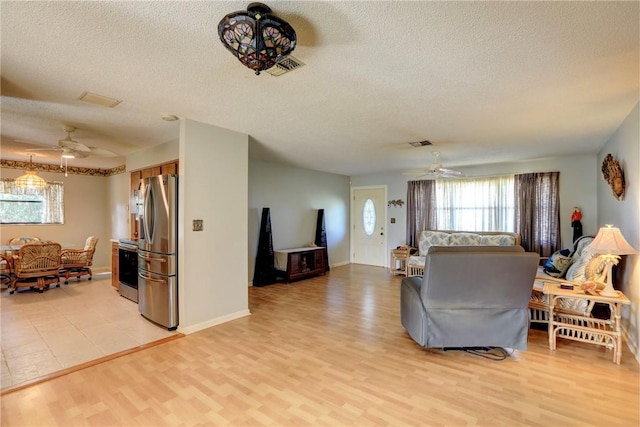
[{"x1": 352, "y1": 186, "x2": 387, "y2": 267}]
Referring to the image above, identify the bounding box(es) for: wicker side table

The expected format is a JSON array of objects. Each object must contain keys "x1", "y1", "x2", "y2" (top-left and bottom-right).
[
  {"x1": 543, "y1": 283, "x2": 630, "y2": 364},
  {"x1": 390, "y1": 248, "x2": 412, "y2": 276}
]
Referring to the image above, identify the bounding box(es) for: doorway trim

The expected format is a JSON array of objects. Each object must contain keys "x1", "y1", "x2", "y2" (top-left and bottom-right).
[{"x1": 350, "y1": 185, "x2": 388, "y2": 267}]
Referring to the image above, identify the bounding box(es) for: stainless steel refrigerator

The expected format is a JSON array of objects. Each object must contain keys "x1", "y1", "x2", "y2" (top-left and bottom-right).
[{"x1": 138, "y1": 174, "x2": 178, "y2": 330}]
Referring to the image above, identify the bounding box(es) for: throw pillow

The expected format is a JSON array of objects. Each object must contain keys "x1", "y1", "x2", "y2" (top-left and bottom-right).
[
  {"x1": 543, "y1": 249, "x2": 573, "y2": 278},
  {"x1": 565, "y1": 248, "x2": 597, "y2": 283}
]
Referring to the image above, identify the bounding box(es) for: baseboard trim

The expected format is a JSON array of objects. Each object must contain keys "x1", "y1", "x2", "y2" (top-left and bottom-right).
[
  {"x1": 178, "y1": 309, "x2": 251, "y2": 334},
  {"x1": 622, "y1": 326, "x2": 640, "y2": 364}
]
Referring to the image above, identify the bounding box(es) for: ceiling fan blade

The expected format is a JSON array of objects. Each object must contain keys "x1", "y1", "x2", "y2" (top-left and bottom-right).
[
  {"x1": 26, "y1": 146, "x2": 62, "y2": 152},
  {"x1": 402, "y1": 169, "x2": 429, "y2": 176},
  {"x1": 15, "y1": 139, "x2": 57, "y2": 148},
  {"x1": 411, "y1": 172, "x2": 438, "y2": 180},
  {"x1": 438, "y1": 168, "x2": 464, "y2": 177}
]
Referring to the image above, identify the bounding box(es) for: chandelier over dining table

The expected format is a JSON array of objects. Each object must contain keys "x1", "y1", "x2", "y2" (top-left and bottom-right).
[{"x1": 217, "y1": 2, "x2": 297, "y2": 75}]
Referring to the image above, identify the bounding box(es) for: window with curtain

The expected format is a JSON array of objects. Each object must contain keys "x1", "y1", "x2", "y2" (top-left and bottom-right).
[
  {"x1": 435, "y1": 175, "x2": 515, "y2": 232},
  {"x1": 514, "y1": 172, "x2": 560, "y2": 256},
  {"x1": 406, "y1": 172, "x2": 560, "y2": 254},
  {"x1": 0, "y1": 178, "x2": 64, "y2": 224}
]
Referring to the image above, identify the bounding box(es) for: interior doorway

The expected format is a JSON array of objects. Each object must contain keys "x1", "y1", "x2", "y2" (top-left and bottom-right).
[{"x1": 351, "y1": 186, "x2": 387, "y2": 267}]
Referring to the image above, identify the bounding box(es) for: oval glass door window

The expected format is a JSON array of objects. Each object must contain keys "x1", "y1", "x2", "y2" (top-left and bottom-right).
[{"x1": 362, "y1": 198, "x2": 376, "y2": 236}]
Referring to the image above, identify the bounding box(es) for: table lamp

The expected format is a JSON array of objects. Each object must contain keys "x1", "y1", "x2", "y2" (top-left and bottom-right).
[{"x1": 587, "y1": 224, "x2": 637, "y2": 297}]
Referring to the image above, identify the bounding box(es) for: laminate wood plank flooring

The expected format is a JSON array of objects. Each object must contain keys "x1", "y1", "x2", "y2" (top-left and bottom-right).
[{"x1": 2, "y1": 264, "x2": 639, "y2": 426}]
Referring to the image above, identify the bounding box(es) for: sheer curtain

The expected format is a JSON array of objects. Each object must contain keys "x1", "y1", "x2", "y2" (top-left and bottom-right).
[
  {"x1": 406, "y1": 180, "x2": 436, "y2": 247},
  {"x1": 514, "y1": 172, "x2": 560, "y2": 256},
  {"x1": 435, "y1": 175, "x2": 515, "y2": 232},
  {"x1": 42, "y1": 182, "x2": 64, "y2": 223}
]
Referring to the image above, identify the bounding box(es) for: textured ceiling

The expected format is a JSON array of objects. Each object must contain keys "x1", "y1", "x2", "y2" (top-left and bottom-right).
[{"x1": 1, "y1": 1, "x2": 638, "y2": 175}]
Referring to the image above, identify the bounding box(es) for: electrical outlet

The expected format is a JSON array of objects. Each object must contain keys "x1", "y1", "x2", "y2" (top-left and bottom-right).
[{"x1": 193, "y1": 219, "x2": 203, "y2": 231}]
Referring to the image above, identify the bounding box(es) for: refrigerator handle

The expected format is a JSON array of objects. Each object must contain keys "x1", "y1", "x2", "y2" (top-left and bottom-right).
[
  {"x1": 143, "y1": 181, "x2": 154, "y2": 244},
  {"x1": 138, "y1": 271, "x2": 164, "y2": 282},
  {"x1": 139, "y1": 253, "x2": 166, "y2": 262}
]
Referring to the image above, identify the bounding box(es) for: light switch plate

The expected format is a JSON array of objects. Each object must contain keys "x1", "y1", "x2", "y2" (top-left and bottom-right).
[{"x1": 193, "y1": 219, "x2": 203, "y2": 231}]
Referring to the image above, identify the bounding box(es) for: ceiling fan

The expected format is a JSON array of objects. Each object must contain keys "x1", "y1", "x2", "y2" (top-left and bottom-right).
[
  {"x1": 25, "y1": 126, "x2": 117, "y2": 159},
  {"x1": 405, "y1": 151, "x2": 465, "y2": 180}
]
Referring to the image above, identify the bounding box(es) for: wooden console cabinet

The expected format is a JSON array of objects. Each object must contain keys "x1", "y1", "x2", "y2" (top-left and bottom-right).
[{"x1": 275, "y1": 247, "x2": 327, "y2": 282}]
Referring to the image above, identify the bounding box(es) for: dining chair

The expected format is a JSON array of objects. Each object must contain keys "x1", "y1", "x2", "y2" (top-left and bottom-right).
[
  {"x1": 11, "y1": 242, "x2": 62, "y2": 293},
  {"x1": 0, "y1": 255, "x2": 11, "y2": 286},
  {"x1": 59, "y1": 236, "x2": 99, "y2": 284}
]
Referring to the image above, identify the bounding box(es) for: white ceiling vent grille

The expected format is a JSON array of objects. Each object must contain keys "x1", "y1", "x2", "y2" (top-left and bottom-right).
[
  {"x1": 78, "y1": 91, "x2": 122, "y2": 108},
  {"x1": 265, "y1": 56, "x2": 305, "y2": 77},
  {"x1": 409, "y1": 140, "x2": 432, "y2": 147}
]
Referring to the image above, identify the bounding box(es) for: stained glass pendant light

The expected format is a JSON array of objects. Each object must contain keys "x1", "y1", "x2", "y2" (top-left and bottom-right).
[
  {"x1": 218, "y1": 2, "x2": 297, "y2": 75},
  {"x1": 15, "y1": 155, "x2": 46, "y2": 193}
]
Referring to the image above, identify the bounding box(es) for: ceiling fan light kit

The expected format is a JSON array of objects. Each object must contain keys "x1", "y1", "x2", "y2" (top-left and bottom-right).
[{"x1": 218, "y1": 2, "x2": 297, "y2": 75}]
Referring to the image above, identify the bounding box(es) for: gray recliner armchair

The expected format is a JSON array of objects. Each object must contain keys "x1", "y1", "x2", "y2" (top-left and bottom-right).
[{"x1": 401, "y1": 245, "x2": 539, "y2": 351}]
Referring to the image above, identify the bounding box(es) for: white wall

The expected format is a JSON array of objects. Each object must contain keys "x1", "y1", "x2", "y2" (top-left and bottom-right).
[
  {"x1": 178, "y1": 119, "x2": 249, "y2": 333},
  {"x1": 597, "y1": 102, "x2": 639, "y2": 362},
  {"x1": 127, "y1": 138, "x2": 179, "y2": 172},
  {"x1": 0, "y1": 168, "x2": 111, "y2": 269},
  {"x1": 107, "y1": 172, "x2": 130, "y2": 241},
  {"x1": 351, "y1": 154, "x2": 598, "y2": 265},
  {"x1": 248, "y1": 159, "x2": 351, "y2": 284}
]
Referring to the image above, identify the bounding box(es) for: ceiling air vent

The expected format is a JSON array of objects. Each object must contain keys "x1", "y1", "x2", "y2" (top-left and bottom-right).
[
  {"x1": 78, "y1": 91, "x2": 122, "y2": 108},
  {"x1": 265, "y1": 55, "x2": 305, "y2": 77},
  {"x1": 409, "y1": 140, "x2": 432, "y2": 147}
]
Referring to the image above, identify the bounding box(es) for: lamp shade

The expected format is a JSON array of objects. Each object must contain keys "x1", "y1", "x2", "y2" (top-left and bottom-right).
[
  {"x1": 218, "y1": 2, "x2": 296, "y2": 75},
  {"x1": 588, "y1": 225, "x2": 637, "y2": 255}
]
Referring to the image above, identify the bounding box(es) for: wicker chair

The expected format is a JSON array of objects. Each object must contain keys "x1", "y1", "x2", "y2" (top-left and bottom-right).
[
  {"x1": 11, "y1": 242, "x2": 62, "y2": 294},
  {"x1": 1, "y1": 255, "x2": 11, "y2": 286},
  {"x1": 59, "y1": 236, "x2": 99, "y2": 284}
]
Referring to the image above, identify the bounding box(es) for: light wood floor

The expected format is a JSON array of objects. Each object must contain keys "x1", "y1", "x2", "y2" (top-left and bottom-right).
[{"x1": 1, "y1": 264, "x2": 638, "y2": 426}]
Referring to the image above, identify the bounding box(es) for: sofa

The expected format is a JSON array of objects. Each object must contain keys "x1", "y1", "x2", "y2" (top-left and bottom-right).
[
  {"x1": 401, "y1": 245, "x2": 539, "y2": 350},
  {"x1": 530, "y1": 235, "x2": 605, "y2": 323},
  {"x1": 407, "y1": 229, "x2": 521, "y2": 276}
]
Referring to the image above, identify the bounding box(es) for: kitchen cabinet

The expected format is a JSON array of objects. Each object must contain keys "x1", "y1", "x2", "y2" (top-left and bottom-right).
[
  {"x1": 111, "y1": 241, "x2": 119, "y2": 289},
  {"x1": 141, "y1": 166, "x2": 161, "y2": 179},
  {"x1": 161, "y1": 162, "x2": 178, "y2": 175}
]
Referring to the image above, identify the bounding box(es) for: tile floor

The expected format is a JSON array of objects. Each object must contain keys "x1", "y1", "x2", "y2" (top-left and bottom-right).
[{"x1": 0, "y1": 273, "x2": 177, "y2": 389}]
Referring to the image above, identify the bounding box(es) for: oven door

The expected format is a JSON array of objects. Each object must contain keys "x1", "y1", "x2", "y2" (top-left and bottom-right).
[{"x1": 118, "y1": 247, "x2": 139, "y2": 289}]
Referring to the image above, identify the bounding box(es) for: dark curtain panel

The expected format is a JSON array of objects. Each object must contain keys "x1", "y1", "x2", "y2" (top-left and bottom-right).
[
  {"x1": 406, "y1": 180, "x2": 437, "y2": 247},
  {"x1": 514, "y1": 172, "x2": 561, "y2": 257}
]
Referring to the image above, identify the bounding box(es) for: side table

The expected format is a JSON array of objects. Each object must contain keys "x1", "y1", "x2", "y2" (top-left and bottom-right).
[
  {"x1": 543, "y1": 283, "x2": 630, "y2": 364},
  {"x1": 390, "y1": 248, "x2": 412, "y2": 276}
]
